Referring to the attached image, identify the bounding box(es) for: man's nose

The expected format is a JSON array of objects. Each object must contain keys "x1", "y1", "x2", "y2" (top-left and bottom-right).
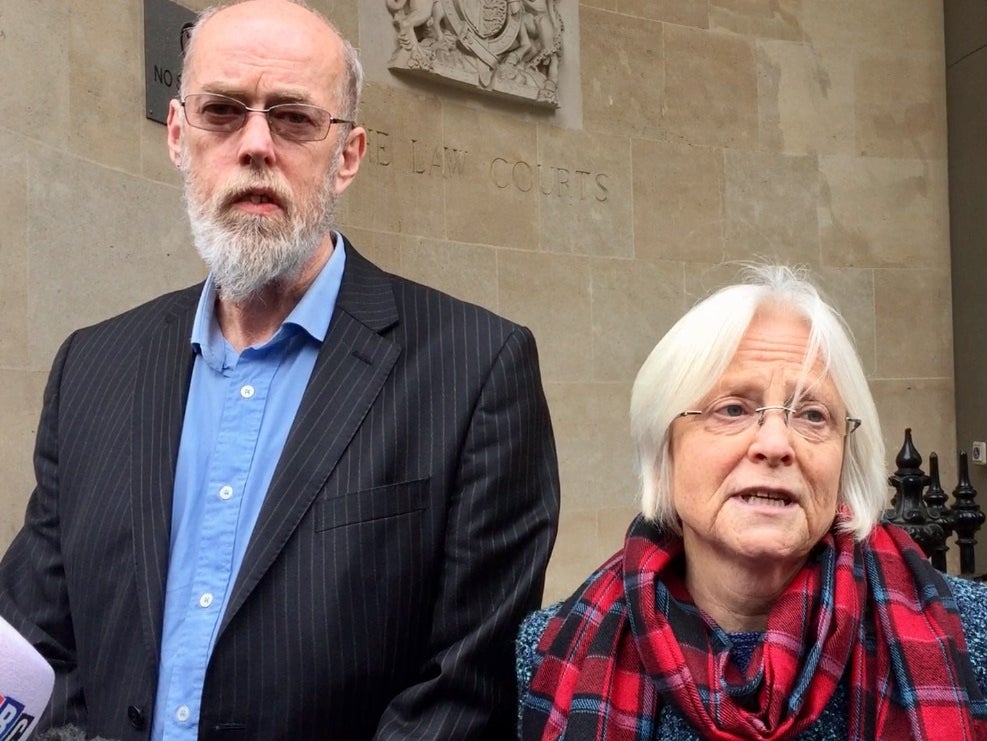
[{"x1": 237, "y1": 111, "x2": 277, "y2": 167}]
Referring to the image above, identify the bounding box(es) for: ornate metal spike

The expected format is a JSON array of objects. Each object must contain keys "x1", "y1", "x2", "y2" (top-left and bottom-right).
[
  {"x1": 924, "y1": 453, "x2": 950, "y2": 571},
  {"x1": 895, "y1": 427, "x2": 923, "y2": 473},
  {"x1": 951, "y1": 450, "x2": 985, "y2": 577},
  {"x1": 885, "y1": 429, "x2": 938, "y2": 559}
]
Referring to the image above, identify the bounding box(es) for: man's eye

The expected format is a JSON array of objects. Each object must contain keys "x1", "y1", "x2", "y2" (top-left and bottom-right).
[
  {"x1": 273, "y1": 108, "x2": 316, "y2": 126},
  {"x1": 201, "y1": 103, "x2": 241, "y2": 118}
]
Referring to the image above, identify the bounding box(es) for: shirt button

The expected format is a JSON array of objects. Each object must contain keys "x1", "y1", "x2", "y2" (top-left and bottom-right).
[
  {"x1": 199, "y1": 593, "x2": 214, "y2": 608},
  {"x1": 176, "y1": 705, "x2": 191, "y2": 722},
  {"x1": 240, "y1": 384, "x2": 255, "y2": 399},
  {"x1": 218, "y1": 485, "x2": 234, "y2": 500}
]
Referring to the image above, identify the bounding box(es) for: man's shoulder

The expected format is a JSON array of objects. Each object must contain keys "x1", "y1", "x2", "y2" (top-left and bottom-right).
[
  {"x1": 344, "y1": 241, "x2": 525, "y2": 335},
  {"x1": 73, "y1": 283, "x2": 202, "y2": 338},
  {"x1": 390, "y1": 272, "x2": 515, "y2": 324},
  {"x1": 50, "y1": 284, "x2": 202, "y2": 369}
]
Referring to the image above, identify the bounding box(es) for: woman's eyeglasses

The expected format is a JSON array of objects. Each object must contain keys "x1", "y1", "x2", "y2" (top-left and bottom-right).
[{"x1": 677, "y1": 399, "x2": 861, "y2": 443}]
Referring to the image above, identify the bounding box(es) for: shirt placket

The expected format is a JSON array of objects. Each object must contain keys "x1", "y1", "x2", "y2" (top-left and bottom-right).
[{"x1": 161, "y1": 356, "x2": 271, "y2": 737}]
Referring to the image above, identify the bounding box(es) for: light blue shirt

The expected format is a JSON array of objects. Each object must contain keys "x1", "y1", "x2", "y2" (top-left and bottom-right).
[{"x1": 151, "y1": 238, "x2": 346, "y2": 740}]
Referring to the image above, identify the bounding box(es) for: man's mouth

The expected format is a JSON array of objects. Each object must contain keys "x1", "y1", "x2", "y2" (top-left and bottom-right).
[{"x1": 226, "y1": 187, "x2": 285, "y2": 210}]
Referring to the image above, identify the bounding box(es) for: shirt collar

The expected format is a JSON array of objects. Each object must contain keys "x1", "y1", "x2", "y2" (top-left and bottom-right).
[{"x1": 191, "y1": 233, "x2": 347, "y2": 365}]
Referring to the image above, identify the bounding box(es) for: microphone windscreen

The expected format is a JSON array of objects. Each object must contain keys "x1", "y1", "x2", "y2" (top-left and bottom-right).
[{"x1": 0, "y1": 615, "x2": 54, "y2": 740}]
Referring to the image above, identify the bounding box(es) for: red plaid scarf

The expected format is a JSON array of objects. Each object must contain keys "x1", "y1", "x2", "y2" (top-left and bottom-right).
[{"x1": 521, "y1": 516, "x2": 987, "y2": 740}]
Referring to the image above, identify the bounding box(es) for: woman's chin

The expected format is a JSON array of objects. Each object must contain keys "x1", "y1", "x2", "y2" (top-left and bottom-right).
[{"x1": 719, "y1": 527, "x2": 812, "y2": 570}]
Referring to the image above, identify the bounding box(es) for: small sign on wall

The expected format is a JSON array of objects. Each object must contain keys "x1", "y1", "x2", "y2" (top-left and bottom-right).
[{"x1": 144, "y1": 0, "x2": 196, "y2": 124}]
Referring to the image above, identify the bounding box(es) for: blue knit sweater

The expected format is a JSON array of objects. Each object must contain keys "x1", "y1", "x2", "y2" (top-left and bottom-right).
[{"x1": 516, "y1": 574, "x2": 987, "y2": 740}]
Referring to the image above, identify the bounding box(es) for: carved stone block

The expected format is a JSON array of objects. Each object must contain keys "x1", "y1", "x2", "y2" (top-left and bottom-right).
[{"x1": 385, "y1": 0, "x2": 564, "y2": 108}]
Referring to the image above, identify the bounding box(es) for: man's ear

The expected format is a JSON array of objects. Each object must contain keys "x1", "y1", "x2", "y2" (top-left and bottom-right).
[
  {"x1": 166, "y1": 99, "x2": 184, "y2": 168},
  {"x1": 332, "y1": 125, "x2": 367, "y2": 196}
]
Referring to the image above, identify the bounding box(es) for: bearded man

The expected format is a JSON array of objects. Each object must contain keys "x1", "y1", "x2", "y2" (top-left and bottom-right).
[{"x1": 0, "y1": 1, "x2": 560, "y2": 739}]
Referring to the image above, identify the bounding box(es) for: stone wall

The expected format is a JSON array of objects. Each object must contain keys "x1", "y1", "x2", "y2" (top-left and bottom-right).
[{"x1": 0, "y1": 0, "x2": 953, "y2": 601}]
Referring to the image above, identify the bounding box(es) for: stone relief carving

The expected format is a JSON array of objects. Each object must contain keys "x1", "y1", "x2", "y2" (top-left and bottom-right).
[{"x1": 385, "y1": 0, "x2": 564, "y2": 108}]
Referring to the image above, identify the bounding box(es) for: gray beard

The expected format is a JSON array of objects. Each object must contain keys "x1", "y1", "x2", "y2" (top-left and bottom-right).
[
  {"x1": 188, "y1": 200, "x2": 331, "y2": 305},
  {"x1": 182, "y1": 151, "x2": 340, "y2": 305}
]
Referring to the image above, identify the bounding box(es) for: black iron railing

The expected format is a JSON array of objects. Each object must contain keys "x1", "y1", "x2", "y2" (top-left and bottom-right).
[{"x1": 884, "y1": 428, "x2": 986, "y2": 577}]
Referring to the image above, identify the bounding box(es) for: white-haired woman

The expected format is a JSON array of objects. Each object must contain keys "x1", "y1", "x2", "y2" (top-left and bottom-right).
[{"x1": 518, "y1": 266, "x2": 987, "y2": 740}]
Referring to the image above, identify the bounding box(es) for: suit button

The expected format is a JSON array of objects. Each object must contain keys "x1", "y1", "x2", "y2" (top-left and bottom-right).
[{"x1": 128, "y1": 705, "x2": 147, "y2": 730}]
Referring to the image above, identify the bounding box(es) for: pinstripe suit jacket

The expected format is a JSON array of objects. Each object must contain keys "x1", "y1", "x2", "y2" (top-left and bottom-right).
[{"x1": 0, "y1": 240, "x2": 560, "y2": 740}]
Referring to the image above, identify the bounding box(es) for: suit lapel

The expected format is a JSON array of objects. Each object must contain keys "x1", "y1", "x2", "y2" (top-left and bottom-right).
[
  {"x1": 220, "y1": 246, "x2": 401, "y2": 632},
  {"x1": 131, "y1": 287, "x2": 198, "y2": 662}
]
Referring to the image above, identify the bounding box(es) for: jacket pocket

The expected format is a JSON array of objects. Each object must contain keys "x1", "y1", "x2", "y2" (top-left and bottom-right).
[{"x1": 314, "y1": 478, "x2": 430, "y2": 532}]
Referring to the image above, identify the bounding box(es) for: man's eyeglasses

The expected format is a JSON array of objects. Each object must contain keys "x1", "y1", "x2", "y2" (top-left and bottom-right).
[
  {"x1": 677, "y1": 398, "x2": 862, "y2": 444},
  {"x1": 179, "y1": 93, "x2": 355, "y2": 142}
]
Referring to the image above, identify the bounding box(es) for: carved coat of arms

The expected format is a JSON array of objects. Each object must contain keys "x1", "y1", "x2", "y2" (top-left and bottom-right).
[{"x1": 385, "y1": 0, "x2": 564, "y2": 107}]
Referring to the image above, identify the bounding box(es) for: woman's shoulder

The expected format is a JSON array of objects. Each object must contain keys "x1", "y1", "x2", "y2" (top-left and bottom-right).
[
  {"x1": 519, "y1": 601, "x2": 561, "y2": 644},
  {"x1": 516, "y1": 601, "x2": 562, "y2": 696},
  {"x1": 944, "y1": 573, "x2": 987, "y2": 626},
  {"x1": 515, "y1": 550, "x2": 627, "y2": 676},
  {"x1": 944, "y1": 574, "x2": 987, "y2": 688}
]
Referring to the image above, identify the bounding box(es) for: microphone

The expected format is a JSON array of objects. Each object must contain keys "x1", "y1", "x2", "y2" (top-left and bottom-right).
[{"x1": 0, "y1": 615, "x2": 54, "y2": 740}]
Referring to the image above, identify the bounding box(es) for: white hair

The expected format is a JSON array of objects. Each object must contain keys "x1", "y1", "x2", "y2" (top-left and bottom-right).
[{"x1": 629, "y1": 264, "x2": 887, "y2": 541}]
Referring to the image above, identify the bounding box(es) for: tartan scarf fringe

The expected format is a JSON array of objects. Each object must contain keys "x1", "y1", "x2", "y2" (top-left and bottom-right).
[{"x1": 521, "y1": 516, "x2": 987, "y2": 741}]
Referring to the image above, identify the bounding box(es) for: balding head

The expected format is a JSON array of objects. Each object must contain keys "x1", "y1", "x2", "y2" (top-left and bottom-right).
[{"x1": 181, "y1": 0, "x2": 363, "y2": 120}]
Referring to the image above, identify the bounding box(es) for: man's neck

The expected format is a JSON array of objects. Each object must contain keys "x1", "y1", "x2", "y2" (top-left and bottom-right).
[{"x1": 216, "y1": 238, "x2": 334, "y2": 352}]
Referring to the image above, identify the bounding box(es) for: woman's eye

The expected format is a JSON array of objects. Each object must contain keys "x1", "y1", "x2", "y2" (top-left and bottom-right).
[
  {"x1": 798, "y1": 406, "x2": 829, "y2": 424},
  {"x1": 716, "y1": 402, "x2": 748, "y2": 418}
]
